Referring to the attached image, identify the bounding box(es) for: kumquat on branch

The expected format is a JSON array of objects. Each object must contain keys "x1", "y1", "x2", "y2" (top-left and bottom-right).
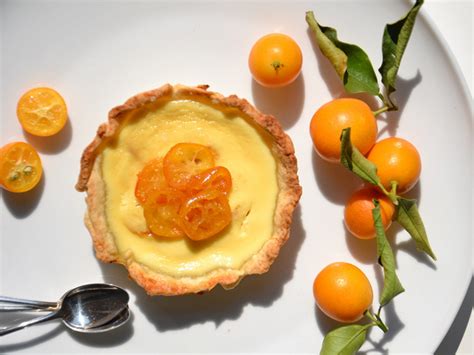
[{"x1": 306, "y1": 1, "x2": 436, "y2": 353}]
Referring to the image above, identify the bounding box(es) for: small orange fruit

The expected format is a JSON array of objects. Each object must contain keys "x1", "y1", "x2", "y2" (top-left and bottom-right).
[
  {"x1": 143, "y1": 187, "x2": 187, "y2": 239},
  {"x1": 344, "y1": 187, "x2": 395, "y2": 239},
  {"x1": 163, "y1": 143, "x2": 215, "y2": 190},
  {"x1": 188, "y1": 166, "x2": 232, "y2": 195},
  {"x1": 313, "y1": 262, "x2": 373, "y2": 323},
  {"x1": 367, "y1": 137, "x2": 421, "y2": 194},
  {"x1": 249, "y1": 33, "x2": 303, "y2": 88},
  {"x1": 310, "y1": 98, "x2": 377, "y2": 162},
  {"x1": 17, "y1": 87, "x2": 68, "y2": 136},
  {"x1": 0, "y1": 142, "x2": 43, "y2": 193},
  {"x1": 179, "y1": 188, "x2": 232, "y2": 241},
  {"x1": 135, "y1": 158, "x2": 167, "y2": 204}
]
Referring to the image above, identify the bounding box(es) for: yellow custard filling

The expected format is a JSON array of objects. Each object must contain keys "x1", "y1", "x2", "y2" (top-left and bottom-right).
[{"x1": 101, "y1": 99, "x2": 278, "y2": 277}]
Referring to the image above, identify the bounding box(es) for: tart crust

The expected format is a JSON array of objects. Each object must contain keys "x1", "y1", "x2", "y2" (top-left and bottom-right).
[{"x1": 76, "y1": 84, "x2": 302, "y2": 296}]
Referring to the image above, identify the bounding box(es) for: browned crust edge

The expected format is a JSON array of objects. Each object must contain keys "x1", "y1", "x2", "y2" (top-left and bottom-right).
[{"x1": 76, "y1": 84, "x2": 302, "y2": 296}]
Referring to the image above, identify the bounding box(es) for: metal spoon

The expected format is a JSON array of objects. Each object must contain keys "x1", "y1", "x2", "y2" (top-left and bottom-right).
[
  {"x1": 0, "y1": 283, "x2": 130, "y2": 336},
  {"x1": 0, "y1": 283, "x2": 123, "y2": 312}
]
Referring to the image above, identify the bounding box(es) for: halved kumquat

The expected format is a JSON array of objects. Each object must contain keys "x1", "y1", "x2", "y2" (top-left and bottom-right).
[
  {"x1": 189, "y1": 166, "x2": 232, "y2": 195},
  {"x1": 17, "y1": 87, "x2": 68, "y2": 137},
  {"x1": 0, "y1": 142, "x2": 43, "y2": 193},
  {"x1": 163, "y1": 143, "x2": 215, "y2": 190},
  {"x1": 135, "y1": 158, "x2": 167, "y2": 204},
  {"x1": 180, "y1": 188, "x2": 232, "y2": 241},
  {"x1": 143, "y1": 187, "x2": 186, "y2": 238}
]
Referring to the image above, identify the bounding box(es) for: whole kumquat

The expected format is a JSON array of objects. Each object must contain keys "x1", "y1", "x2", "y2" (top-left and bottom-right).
[
  {"x1": 313, "y1": 262, "x2": 373, "y2": 323},
  {"x1": 344, "y1": 187, "x2": 395, "y2": 240},
  {"x1": 367, "y1": 137, "x2": 421, "y2": 194},
  {"x1": 249, "y1": 33, "x2": 303, "y2": 88},
  {"x1": 310, "y1": 98, "x2": 377, "y2": 162}
]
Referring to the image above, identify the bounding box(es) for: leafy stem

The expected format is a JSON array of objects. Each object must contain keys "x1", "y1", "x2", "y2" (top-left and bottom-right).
[
  {"x1": 365, "y1": 310, "x2": 388, "y2": 333},
  {"x1": 385, "y1": 93, "x2": 398, "y2": 111},
  {"x1": 340, "y1": 127, "x2": 436, "y2": 263},
  {"x1": 319, "y1": 310, "x2": 390, "y2": 354},
  {"x1": 372, "y1": 106, "x2": 389, "y2": 116},
  {"x1": 308, "y1": 0, "x2": 424, "y2": 108},
  {"x1": 320, "y1": 323, "x2": 374, "y2": 354},
  {"x1": 306, "y1": 11, "x2": 380, "y2": 95},
  {"x1": 379, "y1": 0, "x2": 424, "y2": 102},
  {"x1": 377, "y1": 182, "x2": 398, "y2": 205},
  {"x1": 376, "y1": 305, "x2": 383, "y2": 318},
  {"x1": 373, "y1": 199, "x2": 405, "y2": 305},
  {"x1": 340, "y1": 127, "x2": 397, "y2": 204}
]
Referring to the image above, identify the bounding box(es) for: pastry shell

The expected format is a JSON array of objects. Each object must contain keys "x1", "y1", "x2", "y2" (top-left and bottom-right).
[{"x1": 76, "y1": 84, "x2": 302, "y2": 295}]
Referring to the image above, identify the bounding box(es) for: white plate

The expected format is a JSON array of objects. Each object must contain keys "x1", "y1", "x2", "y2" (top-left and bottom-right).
[{"x1": 0, "y1": 0, "x2": 471, "y2": 353}]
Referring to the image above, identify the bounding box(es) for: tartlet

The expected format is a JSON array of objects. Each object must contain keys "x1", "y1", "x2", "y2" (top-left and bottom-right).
[{"x1": 76, "y1": 84, "x2": 301, "y2": 296}]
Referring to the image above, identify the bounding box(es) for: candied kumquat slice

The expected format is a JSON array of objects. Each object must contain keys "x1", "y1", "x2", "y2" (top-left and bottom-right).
[
  {"x1": 143, "y1": 188, "x2": 186, "y2": 238},
  {"x1": 179, "y1": 189, "x2": 232, "y2": 241},
  {"x1": 135, "y1": 158, "x2": 167, "y2": 204},
  {"x1": 17, "y1": 87, "x2": 68, "y2": 137},
  {"x1": 0, "y1": 142, "x2": 43, "y2": 193},
  {"x1": 189, "y1": 166, "x2": 232, "y2": 195},
  {"x1": 163, "y1": 143, "x2": 215, "y2": 190}
]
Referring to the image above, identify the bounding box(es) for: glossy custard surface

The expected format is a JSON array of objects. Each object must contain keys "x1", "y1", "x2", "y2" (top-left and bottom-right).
[{"x1": 102, "y1": 99, "x2": 278, "y2": 277}]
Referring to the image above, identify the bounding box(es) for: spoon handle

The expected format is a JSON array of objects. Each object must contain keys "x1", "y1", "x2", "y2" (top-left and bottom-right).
[
  {"x1": 0, "y1": 296, "x2": 57, "y2": 311},
  {"x1": 0, "y1": 311, "x2": 59, "y2": 336},
  {"x1": 0, "y1": 305, "x2": 53, "y2": 312}
]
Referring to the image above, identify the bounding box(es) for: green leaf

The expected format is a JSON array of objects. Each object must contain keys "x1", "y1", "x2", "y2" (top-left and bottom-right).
[
  {"x1": 305, "y1": 11, "x2": 347, "y2": 79},
  {"x1": 395, "y1": 197, "x2": 436, "y2": 260},
  {"x1": 340, "y1": 128, "x2": 383, "y2": 187},
  {"x1": 306, "y1": 11, "x2": 380, "y2": 95},
  {"x1": 320, "y1": 324, "x2": 371, "y2": 355},
  {"x1": 379, "y1": 0, "x2": 424, "y2": 106},
  {"x1": 372, "y1": 200, "x2": 405, "y2": 306}
]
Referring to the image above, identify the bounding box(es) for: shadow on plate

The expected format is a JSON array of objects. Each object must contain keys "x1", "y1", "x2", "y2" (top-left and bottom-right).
[
  {"x1": 0, "y1": 324, "x2": 63, "y2": 353},
  {"x1": 344, "y1": 219, "x2": 380, "y2": 265},
  {"x1": 23, "y1": 118, "x2": 73, "y2": 155},
  {"x1": 314, "y1": 303, "x2": 342, "y2": 336},
  {"x1": 0, "y1": 310, "x2": 134, "y2": 351},
  {"x1": 99, "y1": 205, "x2": 306, "y2": 332},
  {"x1": 435, "y1": 276, "x2": 473, "y2": 354},
  {"x1": 250, "y1": 74, "x2": 305, "y2": 129},
  {"x1": 394, "y1": 239, "x2": 437, "y2": 271},
  {"x1": 0, "y1": 174, "x2": 45, "y2": 219},
  {"x1": 312, "y1": 149, "x2": 362, "y2": 206},
  {"x1": 364, "y1": 299, "x2": 405, "y2": 353},
  {"x1": 376, "y1": 72, "x2": 423, "y2": 138}
]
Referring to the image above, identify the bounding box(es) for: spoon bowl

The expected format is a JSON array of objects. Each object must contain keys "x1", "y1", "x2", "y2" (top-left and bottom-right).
[
  {"x1": 69, "y1": 306, "x2": 131, "y2": 333},
  {"x1": 58, "y1": 284, "x2": 129, "y2": 331}
]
